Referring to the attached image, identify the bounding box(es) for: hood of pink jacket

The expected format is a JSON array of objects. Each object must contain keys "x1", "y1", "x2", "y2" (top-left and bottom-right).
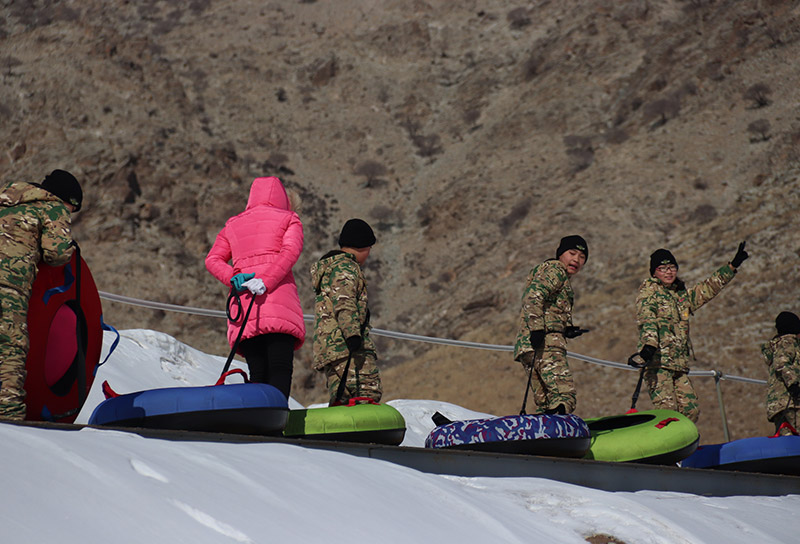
[{"x1": 247, "y1": 177, "x2": 289, "y2": 211}]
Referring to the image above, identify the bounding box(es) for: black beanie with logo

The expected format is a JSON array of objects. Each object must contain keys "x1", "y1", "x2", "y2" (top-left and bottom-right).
[
  {"x1": 338, "y1": 218, "x2": 376, "y2": 248},
  {"x1": 556, "y1": 235, "x2": 588, "y2": 261},
  {"x1": 649, "y1": 249, "x2": 678, "y2": 276},
  {"x1": 40, "y1": 169, "x2": 82, "y2": 212}
]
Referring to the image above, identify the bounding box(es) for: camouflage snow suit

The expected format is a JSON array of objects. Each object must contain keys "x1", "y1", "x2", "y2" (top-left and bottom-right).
[
  {"x1": 0, "y1": 181, "x2": 75, "y2": 419},
  {"x1": 311, "y1": 251, "x2": 381, "y2": 405},
  {"x1": 635, "y1": 264, "x2": 736, "y2": 422},
  {"x1": 514, "y1": 259, "x2": 577, "y2": 414},
  {"x1": 761, "y1": 334, "x2": 800, "y2": 436}
]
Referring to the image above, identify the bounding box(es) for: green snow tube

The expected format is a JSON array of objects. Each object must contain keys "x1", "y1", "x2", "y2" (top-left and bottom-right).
[
  {"x1": 284, "y1": 400, "x2": 406, "y2": 445},
  {"x1": 583, "y1": 409, "x2": 699, "y2": 464}
]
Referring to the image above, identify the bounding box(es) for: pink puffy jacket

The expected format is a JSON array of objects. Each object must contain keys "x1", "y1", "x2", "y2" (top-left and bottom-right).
[{"x1": 205, "y1": 177, "x2": 306, "y2": 350}]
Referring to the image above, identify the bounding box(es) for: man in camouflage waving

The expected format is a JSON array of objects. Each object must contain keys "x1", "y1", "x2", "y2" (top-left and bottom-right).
[
  {"x1": 0, "y1": 170, "x2": 82, "y2": 420},
  {"x1": 514, "y1": 235, "x2": 590, "y2": 415},
  {"x1": 633, "y1": 242, "x2": 748, "y2": 422},
  {"x1": 311, "y1": 219, "x2": 382, "y2": 406}
]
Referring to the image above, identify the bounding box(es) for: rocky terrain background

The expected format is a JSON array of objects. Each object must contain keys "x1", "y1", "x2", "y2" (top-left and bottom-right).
[{"x1": 2, "y1": 0, "x2": 799, "y2": 443}]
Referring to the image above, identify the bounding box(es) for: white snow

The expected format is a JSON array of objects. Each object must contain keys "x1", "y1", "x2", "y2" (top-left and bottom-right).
[{"x1": 1, "y1": 329, "x2": 797, "y2": 544}]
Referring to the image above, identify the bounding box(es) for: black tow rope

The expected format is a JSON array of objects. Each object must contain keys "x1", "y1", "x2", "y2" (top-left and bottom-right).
[
  {"x1": 519, "y1": 363, "x2": 534, "y2": 415},
  {"x1": 627, "y1": 353, "x2": 649, "y2": 412},
  {"x1": 73, "y1": 242, "x2": 87, "y2": 410},
  {"x1": 332, "y1": 351, "x2": 354, "y2": 406},
  {"x1": 218, "y1": 289, "x2": 257, "y2": 381},
  {"x1": 48, "y1": 242, "x2": 88, "y2": 421},
  {"x1": 332, "y1": 310, "x2": 370, "y2": 406}
]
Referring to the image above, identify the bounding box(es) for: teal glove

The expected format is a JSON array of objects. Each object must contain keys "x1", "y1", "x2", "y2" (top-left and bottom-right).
[{"x1": 231, "y1": 273, "x2": 255, "y2": 292}]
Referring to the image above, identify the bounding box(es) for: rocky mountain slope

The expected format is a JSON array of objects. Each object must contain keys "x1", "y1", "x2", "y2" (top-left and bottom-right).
[{"x1": 2, "y1": 0, "x2": 799, "y2": 442}]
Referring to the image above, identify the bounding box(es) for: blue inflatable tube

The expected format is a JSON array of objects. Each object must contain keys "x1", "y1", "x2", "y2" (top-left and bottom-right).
[
  {"x1": 681, "y1": 435, "x2": 800, "y2": 475},
  {"x1": 425, "y1": 414, "x2": 591, "y2": 458},
  {"x1": 89, "y1": 383, "x2": 289, "y2": 435}
]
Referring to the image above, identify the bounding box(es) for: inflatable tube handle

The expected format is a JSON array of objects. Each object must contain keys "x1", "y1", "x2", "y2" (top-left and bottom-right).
[
  {"x1": 215, "y1": 368, "x2": 250, "y2": 386},
  {"x1": 102, "y1": 380, "x2": 120, "y2": 399},
  {"x1": 347, "y1": 397, "x2": 379, "y2": 406},
  {"x1": 771, "y1": 421, "x2": 800, "y2": 437},
  {"x1": 655, "y1": 417, "x2": 680, "y2": 429}
]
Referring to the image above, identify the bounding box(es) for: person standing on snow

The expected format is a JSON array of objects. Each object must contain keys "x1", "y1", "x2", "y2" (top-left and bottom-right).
[
  {"x1": 762, "y1": 311, "x2": 800, "y2": 436},
  {"x1": 205, "y1": 176, "x2": 305, "y2": 400},
  {"x1": 632, "y1": 242, "x2": 748, "y2": 422},
  {"x1": 311, "y1": 219, "x2": 382, "y2": 406},
  {"x1": 513, "y1": 235, "x2": 590, "y2": 415},
  {"x1": 0, "y1": 169, "x2": 82, "y2": 420}
]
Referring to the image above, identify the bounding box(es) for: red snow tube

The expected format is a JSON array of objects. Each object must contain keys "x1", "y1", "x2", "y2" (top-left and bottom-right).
[{"x1": 25, "y1": 252, "x2": 103, "y2": 422}]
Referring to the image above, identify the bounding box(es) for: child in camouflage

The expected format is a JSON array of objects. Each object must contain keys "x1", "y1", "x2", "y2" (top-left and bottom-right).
[
  {"x1": 513, "y1": 235, "x2": 590, "y2": 415},
  {"x1": 310, "y1": 219, "x2": 382, "y2": 406},
  {"x1": 633, "y1": 242, "x2": 748, "y2": 422},
  {"x1": 0, "y1": 170, "x2": 82, "y2": 420},
  {"x1": 762, "y1": 311, "x2": 800, "y2": 436}
]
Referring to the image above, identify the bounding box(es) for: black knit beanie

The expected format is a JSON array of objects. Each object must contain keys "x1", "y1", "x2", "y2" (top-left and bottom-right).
[
  {"x1": 556, "y1": 235, "x2": 588, "y2": 261},
  {"x1": 650, "y1": 249, "x2": 678, "y2": 276},
  {"x1": 40, "y1": 169, "x2": 82, "y2": 212},
  {"x1": 338, "y1": 218, "x2": 376, "y2": 248},
  {"x1": 776, "y1": 311, "x2": 800, "y2": 336}
]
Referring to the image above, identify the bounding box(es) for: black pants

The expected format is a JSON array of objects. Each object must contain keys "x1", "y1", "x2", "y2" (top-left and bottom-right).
[{"x1": 238, "y1": 333, "x2": 294, "y2": 400}]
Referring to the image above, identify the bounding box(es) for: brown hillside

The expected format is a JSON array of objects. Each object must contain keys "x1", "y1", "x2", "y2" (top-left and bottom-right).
[{"x1": 2, "y1": 1, "x2": 799, "y2": 443}]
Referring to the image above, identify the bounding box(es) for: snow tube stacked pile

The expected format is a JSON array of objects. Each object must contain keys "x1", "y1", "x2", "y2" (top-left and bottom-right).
[
  {"x1": 284, "y1": 401, "x2": 406, "y2": 445},
  {"x1": 681, "y1": 435, "x2": 800, "y2": 475},
  {"x1": 89, "y1": 383, "x2": 289, "y2": 435},
  {"x1": 25, "y1": 253, "x2": 103, "y2": 423},
  {"x1": 584, "y1": 409, "x2": 699, "y2": 464},
  {"x1": 425, "y1": 414, "x2": 591, "y2": 457}
]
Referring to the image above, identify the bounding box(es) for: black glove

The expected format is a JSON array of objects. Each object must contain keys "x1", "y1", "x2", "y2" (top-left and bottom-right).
[
  {"x1": 731, "y1": 241, "x2": 748, "y2": 268},
  {"x1": 564, "y1": 326, "x2": 589, "y2": 339},
  {"x1": 345, "y1": 335, "x2": 362, "y2": 354},
  {"x1": 530, "y1": 330, "x2": 546, "y2": 350},
  {"x1": 627, "y1": 353, "x2": 646, "y2": 368},
  {"x1": 639, "y1": 345, "x2": 657, "y2": 363},
  {"x1": 788, "y1": 382, "x2": 800, "y2": 398}
]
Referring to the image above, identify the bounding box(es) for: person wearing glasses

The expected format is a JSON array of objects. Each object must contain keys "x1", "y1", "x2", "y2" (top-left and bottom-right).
[{"x1": 633, "y1": 242, "x2": 749, "y2": 422}]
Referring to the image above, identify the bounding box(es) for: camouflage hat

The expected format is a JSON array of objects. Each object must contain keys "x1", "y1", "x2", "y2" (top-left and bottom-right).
[
  {"x1": 776, "y1": 311, "x2": 800, "y2": 336},
  {"x1": 556, "y1": 235, "x2": 588, "y2": 261},
  {"x1": 649, "y1": 248, "x2": 677, "y2": 276},
  {"x1": 41, "y1": 169, "x2": 82, "y2": 212}
]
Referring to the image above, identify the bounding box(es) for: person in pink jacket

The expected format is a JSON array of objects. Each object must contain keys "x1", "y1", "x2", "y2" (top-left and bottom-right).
[{"x1": 205, "y1": 176, "x2": 305, "y2": 399}]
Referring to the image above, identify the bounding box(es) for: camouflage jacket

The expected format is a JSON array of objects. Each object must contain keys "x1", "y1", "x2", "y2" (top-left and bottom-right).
[
  {"x1": 310, "y1": 250, "x2": 375, "y2": 369},
  {"x1": 514, "y1": 259, "x2": 574, "y2": 361},
  {"x1": 0, "y1": 181, "x2": 74, "y2": 295},
  {"x1": 635, "y1": 264, "x2": 736, "y2": 372},
  {"x1": 762, "y1": 334, "x2": 800, "y2": 420}
]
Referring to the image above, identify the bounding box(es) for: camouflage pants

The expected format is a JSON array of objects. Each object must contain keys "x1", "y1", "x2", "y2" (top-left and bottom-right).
[
  {"x1": 519, "y1": 335, "x2": 576, "y2": 414},
  {"x1": 644, "y1": 367, "x2": 699, "y2": 422},
  {"x1": 771, "y1": 408, "x2": 799, "y2": 436},
  {"x1": 0, "y1": 286, "x2": 29, "y2": 420},
  {"x1": 323, "y1": 351, "x2": 382, "y2": 406}
]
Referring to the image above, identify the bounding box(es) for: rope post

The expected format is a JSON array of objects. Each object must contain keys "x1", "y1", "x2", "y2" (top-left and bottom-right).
[{"x1": 714, "y1": 370, "x2": 730, "y2": 442}]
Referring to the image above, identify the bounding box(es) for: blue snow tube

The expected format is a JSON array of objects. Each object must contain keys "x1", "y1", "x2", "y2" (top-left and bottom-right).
[
  {"x1": 681, "y1": 435, "x2": 800, "y2": 475},
  {"x1": 425, "y1": 413, "x2": 591, "y2": 458},
  {"x1": 89, "y1": 383, "x2": 289, "y2": 435}
]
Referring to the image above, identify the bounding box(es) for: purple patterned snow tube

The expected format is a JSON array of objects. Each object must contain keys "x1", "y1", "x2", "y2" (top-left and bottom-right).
[{"x1": 425, "y1": 414, "x2": 591, "y2": 457}]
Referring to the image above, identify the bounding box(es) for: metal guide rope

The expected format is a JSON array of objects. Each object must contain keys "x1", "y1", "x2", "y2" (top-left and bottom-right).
[{"x1": 98, "y1": 291, "x2": 766, "y2": 386}]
